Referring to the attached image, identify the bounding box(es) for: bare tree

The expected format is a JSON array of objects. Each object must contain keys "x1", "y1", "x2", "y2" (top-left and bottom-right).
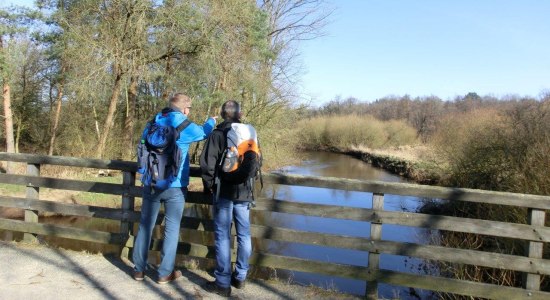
[
  {"x1": 1, "y1": 39, "x2": 15, "y2": 159},
  {"x1": 1, "y1": 6, "x2": 35, "y2": 170},
  {"x1": 254, "y1": 0, "x2": 333, "y2": 123}
]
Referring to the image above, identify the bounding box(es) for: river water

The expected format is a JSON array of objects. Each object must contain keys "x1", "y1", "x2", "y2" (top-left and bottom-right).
[
  {"x1": 1, "y1": 151, "x2": 435, "y2": 299},
  {"x1": 261, "y1": 152, "x2": 435, "y2": 299}
]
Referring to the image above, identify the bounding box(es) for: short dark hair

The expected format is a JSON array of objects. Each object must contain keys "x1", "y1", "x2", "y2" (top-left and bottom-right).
[{"x1": 220, "y1": 100, "x2": 241, "y2": 120}]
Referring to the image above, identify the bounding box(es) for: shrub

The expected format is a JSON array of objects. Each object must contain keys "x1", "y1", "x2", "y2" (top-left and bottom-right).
[
  {"x1": 426, "y1": 100, "x2": 550, "y2": 295},
  {"x1": 296, "y1": 114, "x2": 418, "y2": 150}
]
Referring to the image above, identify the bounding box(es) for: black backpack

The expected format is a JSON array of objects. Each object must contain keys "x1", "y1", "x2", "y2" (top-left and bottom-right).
[{"x1": 137, "y1": 108, "x2": 190, "y2": 191}]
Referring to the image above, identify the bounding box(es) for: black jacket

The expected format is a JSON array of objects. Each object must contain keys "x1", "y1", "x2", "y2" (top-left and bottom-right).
[{"x1": 199, "y1": 120, "x2": 257, "y2": 201}]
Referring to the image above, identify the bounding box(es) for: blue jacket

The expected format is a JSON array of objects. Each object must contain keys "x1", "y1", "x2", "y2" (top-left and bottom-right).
[{"x1": 139, "y1": 108, "x2": 215, "y2": 188}]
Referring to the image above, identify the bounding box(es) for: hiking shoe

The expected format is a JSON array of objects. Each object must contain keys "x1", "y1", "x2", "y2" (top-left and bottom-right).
[
  {"x1": 231, "y1": 276, "x2": 246, "y2": 289},
  {"x1": 133, "y1": 271, "x2": 144, "y2": 281},
  {"x1": 157, "y1": 270, "x2": 182, "y2": 284},
  {"x1": 203, "y1": 281, "x2": 231, "y2": 297}
]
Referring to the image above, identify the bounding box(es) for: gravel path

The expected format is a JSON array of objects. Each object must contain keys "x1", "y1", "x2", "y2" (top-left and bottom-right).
[{"x1": 0, "y1": 241, "x2": 360, "y2": 300}]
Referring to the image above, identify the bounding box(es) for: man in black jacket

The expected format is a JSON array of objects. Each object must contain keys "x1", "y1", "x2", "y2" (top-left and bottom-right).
[{"x1": 200, "y1": 100, "x2": 255, "y2": 297}]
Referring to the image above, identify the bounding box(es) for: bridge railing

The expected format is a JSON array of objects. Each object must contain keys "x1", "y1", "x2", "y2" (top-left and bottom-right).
[{"x1": 0, "y1": 152, "x2": 549, "y2": 299}]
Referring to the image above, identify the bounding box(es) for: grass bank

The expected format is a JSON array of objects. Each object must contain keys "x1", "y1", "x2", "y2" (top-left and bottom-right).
[{"x1": 338, "y1": 145, "x2": 443, "y2": 184}]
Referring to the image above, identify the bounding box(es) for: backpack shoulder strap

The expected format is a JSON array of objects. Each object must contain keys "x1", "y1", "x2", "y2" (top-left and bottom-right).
[{"x1": 175, "y1": 119, "x2": 191, "y2": 133}]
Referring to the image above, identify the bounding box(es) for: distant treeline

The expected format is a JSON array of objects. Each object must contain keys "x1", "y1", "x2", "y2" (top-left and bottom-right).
[{"x1": 309, "y1": 92, "x2": 549, "y2": 142}]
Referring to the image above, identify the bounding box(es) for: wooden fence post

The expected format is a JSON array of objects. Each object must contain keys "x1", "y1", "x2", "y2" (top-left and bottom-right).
[
  {"x1": 523, "y1": 208, "x2": 546, "y2": 291},
  {"x1": 366, "y1": 193, "x2": 384, "y2": 299},
  {"x1": 24, "y1": 163, "x2": 40, "y2": 242},
  {"x1": 120, "y1": 170, "x2": 136, "y2": 259}
]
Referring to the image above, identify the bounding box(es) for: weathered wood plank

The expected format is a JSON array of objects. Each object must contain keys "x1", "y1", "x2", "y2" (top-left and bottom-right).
[
  {"x1": 0, "y1": 196, "x2": 137, "y2": 220},
  {"x1": 0, "y1": 152, "x2": 137, "y2": 172},
  {"x1": 373, "y1": 240, "x2": 550, "y2": 276},
  {"x1": 251, "y1": 198, "x2": 550, "y2": 242},
  {"x1": 0, "y1": 174, "x2": 141, "y2": 197},
  {"x1": 120, "y1": 171, "x2": 136, "y2": 258},
  {"x1": 367, "y1": 193, "x2": 383, "y2": 299},
  {"x1": 376, "y1": 210, "x2": 550, "y2": 243},
  {"x1": 2, "y1": 153, "x2": 549, "y2": 209},
  {"x1": 0, "y1": 218, "x2": 124, "y2": 244},
  {"x1": 262, "y1": 173, "x2": 550, "y2": 209},
  {"x1": 523, "y1": 208, "x2": 546, "y2": 290},
  {"x1": 24, "y1": 163, "x2": 40, "y2": 242},
  {"x1": 252, "y1": 198, "x2": 369, "y2": 219},
  {"x1": 6, "y1": 193, "x2": 548, "y2": 248},
  {"x1": 375, "y1": 269, "x2": 550, "y2": 300},
  {"x1": 0, "y1": 152, "x2": 204, "y2": 176}
]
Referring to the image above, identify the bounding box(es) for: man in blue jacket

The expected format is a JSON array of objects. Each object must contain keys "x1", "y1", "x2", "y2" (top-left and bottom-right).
[{"x1": 132, "y1": 93, "x2": 216, "y2": 283}]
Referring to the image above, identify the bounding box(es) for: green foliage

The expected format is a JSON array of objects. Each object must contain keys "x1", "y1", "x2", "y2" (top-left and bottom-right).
[{"x1": 1, "y1": 0, "x2": 330, "y2": 166}]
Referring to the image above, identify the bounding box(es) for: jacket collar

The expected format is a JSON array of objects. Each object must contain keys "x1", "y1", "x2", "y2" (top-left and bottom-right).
[{"x1": 217, "y1": 119, "x2": 240, "y2": 129}]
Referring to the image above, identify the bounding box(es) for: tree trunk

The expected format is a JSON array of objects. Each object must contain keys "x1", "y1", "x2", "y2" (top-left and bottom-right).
[
  {"x1": 161, "y1": 57, "x2": 171, "y2": 101},
  {"x1": 15, "y1": 117, "x2": 21, "y2": 154},
  {"x1": 48, "y1": 78, "x2": 64, "y2": 156},
  {"x1": 1, "y1": 36, "x2": 14, "y2": 172},
  {"x1": 122, "y1": 75, "x2": 137, "y2": 160},
  {"x1": 97, "y1": 71, "x2": 123, "y2": 158},
  {"x1": 2, "y1": 80, "x2": 15, "y2": 172}
]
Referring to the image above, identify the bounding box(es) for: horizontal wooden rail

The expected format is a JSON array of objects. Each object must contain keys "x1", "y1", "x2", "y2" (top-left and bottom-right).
[
  {"x1": 263, "y1": 173, "x2": 550, "y2": 209},
  {"x1": 0, "y1": 218, "x2": 124, "y2": 245},
  {"x1": 3, "y1": 192, "x2": 548, "y2": 243},
  {"x1": 0, "y1": 152, "x2": 202, "y2": 176},
  {"x1": 0, "y1": 196, "x2": 131, "y2": 221},
  {"x1": 2, "y1": 152, "x2": 550, "y2": 209},
  {"x1": 374, "y1": 269, "x2": 547, "y2": 300},
  {"x1": 0, "y1": 174, "x2": 141, "y2": 197},
  {"x1": 0, "y1": 152, "x2": 137, "y2": 172}
]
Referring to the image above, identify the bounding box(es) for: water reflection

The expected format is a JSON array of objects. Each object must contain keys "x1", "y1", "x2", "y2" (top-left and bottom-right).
[
  {"x1": 280, "y1": 152, "x2": 404, "y2": 182},
  {"x1": 263, "y1": 152, "x2": 435, "y2": 298}
]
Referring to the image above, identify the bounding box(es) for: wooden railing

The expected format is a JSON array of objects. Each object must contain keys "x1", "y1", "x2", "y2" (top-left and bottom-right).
[{"x1": 0, "y1": 152, "x2": 549, "y2": 299}]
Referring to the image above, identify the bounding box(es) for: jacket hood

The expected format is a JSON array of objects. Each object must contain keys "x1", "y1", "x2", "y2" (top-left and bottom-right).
[{"x1": 154, "y1": 108, "x2": 187, "y2": 127}]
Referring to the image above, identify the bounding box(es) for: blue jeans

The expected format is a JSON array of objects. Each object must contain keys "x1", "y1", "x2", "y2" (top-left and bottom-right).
[
  {"x1": 133, "y1": 187, "x2": 185, "y2": 277},
  {"x1": 213, "y1": 197, "x2": 252, "y2": 288}
]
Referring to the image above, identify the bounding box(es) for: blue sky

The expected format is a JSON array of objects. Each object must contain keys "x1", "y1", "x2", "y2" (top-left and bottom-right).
[
  {"x1": 4, "y1": 0, "x2": 550, "y2": 105},
  {"x1": 300, "y1": 0, "x2": 550, "y2": 104}
]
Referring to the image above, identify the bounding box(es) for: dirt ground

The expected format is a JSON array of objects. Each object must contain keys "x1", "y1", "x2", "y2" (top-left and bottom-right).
[{"x1": 0, "y1": 240, "x2": 361, "y2": 300}]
